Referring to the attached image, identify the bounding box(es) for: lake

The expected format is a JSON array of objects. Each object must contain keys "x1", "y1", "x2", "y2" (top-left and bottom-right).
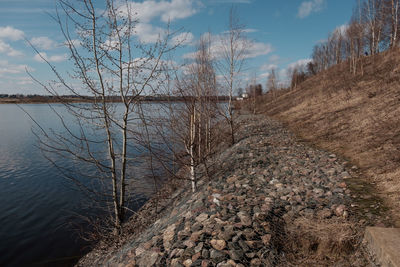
[{"x1": 0, "y1": 103, "x2": 159, "y2": 266}]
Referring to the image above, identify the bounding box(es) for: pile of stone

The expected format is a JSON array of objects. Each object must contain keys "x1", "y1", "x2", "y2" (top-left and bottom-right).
[{"x1": 79, "y1": 114, "x2": 358, "y2": 266}]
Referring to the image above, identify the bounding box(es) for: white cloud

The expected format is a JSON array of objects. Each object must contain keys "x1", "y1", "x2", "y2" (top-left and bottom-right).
[
  {"x1": 0, "y1": 40, "x2": 23, "y2": 57},
  {"x1": 183, "y1": 33, "x2": 273, "y2": 60},
  {"x1": 66, "y1": 39, "x2": 82, "y2": 48},
  {"x1": 30, "y1": 36, "x2": 58, "y2": 50},
  {"x1": 268, "y1": 55, "x2": 280, "y2": 64},
  {"x1": 260, "y1": 63, "x2": 277, "y2": 72},
  {"x1": 119, "y1": 0, "x2": 201, "y2": 23},
  {"x1": 297, "y1": 0, "x2": 325, "y2": 19},
  {"x1": 172, "y1": 32, "x2": 194, "y2": 46},
  {"x1": 245, "y1": 42, "x2": 273, "y2": 59},
  {"x1": 0, "y1": 60, "x2": 34, "y2": 75},
  {"x1": 243, "y1": 28, "x2": 258, "y2": 33},
  {"x1": 274, "y1": 58, "x2": 311, "y2": 86},
  {"x1": 287, "y1": 58, "x2": 312, "y2": 69},
  {"x1": 0, "y1": 26, "x2": 24, "y2": 41},
  {"x1": 210, "y1": 0, "x2": 252, "y2": 3},
  {"x1": 17, "y1": 77, "x2": 34, "y2": 85},
  {"x1": 260, "y1": 72, "x2": 270, "y2": 79},
  {"x1": 34, "y1": 52, "x2": 67, "y2": 63},
  {"x1": 134, "y1": 23, "x2": 165, "y2": 43}
]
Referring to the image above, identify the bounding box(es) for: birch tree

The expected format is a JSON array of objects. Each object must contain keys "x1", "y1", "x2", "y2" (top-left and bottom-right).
[
  {"x1": 163, "y1": 34, "x2": 219, "y2": 192},
  {"x1": 29, "y1": 0, "x2": 179, "y2": 233},
  {"x1": 217, "y1": 7, "x2": 250, "y2": 145}
]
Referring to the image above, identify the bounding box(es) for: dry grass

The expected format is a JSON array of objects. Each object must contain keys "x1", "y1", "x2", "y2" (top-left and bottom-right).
[
  {"x1": 255, "y1": 48, "x2": 400, "y2": 226},
  {"x1": 282, "y1": 217, "x2": 371, "y2": 267}
]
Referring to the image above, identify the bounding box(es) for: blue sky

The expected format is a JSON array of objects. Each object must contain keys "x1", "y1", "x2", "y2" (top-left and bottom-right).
[{"x1": 0, "y1": 0, "x2": 355, "y2": 94}]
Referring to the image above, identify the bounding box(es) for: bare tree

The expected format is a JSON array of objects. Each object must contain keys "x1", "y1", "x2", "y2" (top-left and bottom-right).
[
  {"x1": 28, "y1": 0, "x2": 179, "y2": 233},
  {"x1": 217, "y1": 7, "x2": 250, "y2": 145},
  {"x1": 162, "y1": 33, "x2": 219, "y2": 192},
  {"x1": 266, "y1": 67, "x2": 279, "y2": 98},
  {"x1": 361, "y1": 0, "x2": 387, "y2": 55},
  {"x1": 345, "y1": 17, "x2": 365, "y2": 74},
  {"x1": 383, "y1": 0, "x2": 400, "y2": 48}
]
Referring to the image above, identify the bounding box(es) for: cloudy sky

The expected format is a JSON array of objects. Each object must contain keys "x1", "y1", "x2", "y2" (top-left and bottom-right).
[{"x1": 0, "y1": 0, "x2": 355, "y2": 94}]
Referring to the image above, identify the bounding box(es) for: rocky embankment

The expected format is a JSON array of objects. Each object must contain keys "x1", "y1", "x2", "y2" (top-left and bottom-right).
[{"x1": 78, "y1": 114, "x2": 373, "y2": 266}]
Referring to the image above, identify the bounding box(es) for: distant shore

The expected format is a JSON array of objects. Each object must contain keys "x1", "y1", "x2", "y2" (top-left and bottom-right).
[{"x1": 0, "y1": 95, "x2": 230, "y2": 104}]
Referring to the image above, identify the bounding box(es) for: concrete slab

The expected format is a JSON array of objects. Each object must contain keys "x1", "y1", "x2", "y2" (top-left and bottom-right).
[{"x1": 364, "y1": 227, "x2": 400, "y2": 267}]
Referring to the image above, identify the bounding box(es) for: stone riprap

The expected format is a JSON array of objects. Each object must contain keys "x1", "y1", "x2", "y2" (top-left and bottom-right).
[{"x1": 78, "y1": 114, "x2": 366, "y2": 266}]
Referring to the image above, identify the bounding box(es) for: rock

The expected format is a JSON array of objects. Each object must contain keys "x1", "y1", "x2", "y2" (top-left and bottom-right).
[
  {"x1": 335, "y1": 204, "x2": 347, "y2": 217},
  {"x1": 202, "y1": 249, "x2": 210, "y2": 258},
  {"x1": 194, "y1": 242, "x2": 204, "y2": 253},
  {"x1": 196, "y1": 213, "x2": 209, "y2": 223},
  {"x1": 183, "y1": 240, "x2": 195, "y2": 248},
  {"x1": 343, "y1": 210, "x2": 349, "y2": 218},
  {"x1": 183, "y1": 259, "x2": 193, "y2": 267},
  {"x1": 229, "y1": 249, "x2": 244, "y2": 261},
  {"x1": 261, "y1": 234, "x2": 271, "y2": 245},
  {"x1": 170, "y1": 258, "x2": 184, "y2": 267},
  {"x1": 326, "y1": 168, "x2": 336, "y2": 176},
  {"x1": 250, "y1": 258, "x2": 262, "y2": 266},
  {"x1": 238, "y1": 240, "x2": 250, "y2": 252},
  {"x1": 137, "y1": 251, "x2": 159, "y2": 267},
  {"x1": 237, "y1": 212, "x2": 252, "y2": 226},
  {"x1": 210, "y1": 249, "x2": 226, "y2": 262},
  {"x1": 227, "y1": 176, "x2": 238, "y2": 183},
  {"x1": 170, "y1": 248, "x2": 184, "y2": 258},
  {"x1": 245, "y1": 252, "x2": 255, "y2": 258},
  {"x1": 190, "y1": 231, "x2": 203, "y2": 242},
  {"x1": 135, "y1": 246, "x2": 146, "y2": 257},
  {"x1": 210, "y1": 239, "x2": 227, "y2": 250},
  {"x1": 192, "y1": 252, "x2": 201, "y2": 262},
  {"x1": 219, "y1": 225, "x2": 235, "y2": 241},
  {"x1": 163, "y1": 224, "x2": 176, "y2": 251}
]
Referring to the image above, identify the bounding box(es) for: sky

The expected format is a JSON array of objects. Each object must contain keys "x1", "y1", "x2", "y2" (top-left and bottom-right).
[{"x1": 0, "y1": 0, "x2": 356, "y2": 95}]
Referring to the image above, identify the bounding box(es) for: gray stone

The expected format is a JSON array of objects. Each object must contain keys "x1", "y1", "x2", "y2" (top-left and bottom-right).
[
  {"x1": 137, "y1": 251, "x2": 159, "y2": 267},
  {"x1": 364, "y1": 227, "x2": 400, "y2": 267},
  {"x1": 210, "y1": 249, "x2": 226, "y2": 262},
  {"x1": 228, "y1": 249, "x2": 244, "y2": 261}
]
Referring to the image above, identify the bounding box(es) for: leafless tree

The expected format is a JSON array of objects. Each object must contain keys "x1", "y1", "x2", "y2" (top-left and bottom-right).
[
  {"x1": 217, "y1": 7, "x2": 250, "y2": 145},
  {"x1": 28, "y1": 0, "x2": 179, "y2": 233},
  {"x1": 361, "y1": 0, "x2": 387, "y2": 55},
  {"x1": 383, "y1": 0, "x2": 400, "y2": 48},
  {"x1": 266, "y1": 67, "x2": 279, "y2": 98},
  {"x1": 161, "y1": 33, "x2": 219, "y2": 192}
]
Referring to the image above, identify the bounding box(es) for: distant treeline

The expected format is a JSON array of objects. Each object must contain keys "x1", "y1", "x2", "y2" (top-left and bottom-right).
[
  {"x1": 264, "y1": 0, "x2": 400, "y2": 92},
  {"x1": 0, "y1": 94, "x2": 230, "y2": 103}
]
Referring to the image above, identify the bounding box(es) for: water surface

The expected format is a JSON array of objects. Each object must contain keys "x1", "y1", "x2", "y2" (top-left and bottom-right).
[{"x1": 0, "y1": 104, "x2": 152, "y2": 266}]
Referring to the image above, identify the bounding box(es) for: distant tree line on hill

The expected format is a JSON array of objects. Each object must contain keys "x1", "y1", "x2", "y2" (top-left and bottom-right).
[
  {"x1": 310, "y1": 0, "x2": 400, "y2": 80},
  {"x1": 263, "y1": 0, "x2": 400, "y2": 93},
  {"x1": 311, "y1": 0, "x2": 400, "y2": 74}
]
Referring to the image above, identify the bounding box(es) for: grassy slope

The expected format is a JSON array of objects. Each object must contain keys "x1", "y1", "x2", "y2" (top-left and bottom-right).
[{"x1": 257, "y1": 49, "x2": 400, "y2": 226}]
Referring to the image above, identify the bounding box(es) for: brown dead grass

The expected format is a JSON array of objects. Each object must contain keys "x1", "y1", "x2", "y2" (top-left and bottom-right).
[
  {"x1": 282, "y1": 217, "x2": 371, "y2": 267},
  {"x1": 255, "y1": 48, "x2": 400, "y2": 227}
]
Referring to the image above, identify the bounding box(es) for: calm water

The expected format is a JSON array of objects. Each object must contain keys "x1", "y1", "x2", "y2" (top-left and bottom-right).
[{"x1": 0, "y1": 104, "x2": 153, "y2": 266}]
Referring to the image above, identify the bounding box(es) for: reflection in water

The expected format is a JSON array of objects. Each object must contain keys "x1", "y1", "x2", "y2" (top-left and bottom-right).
[{"x1": 0, "y1": 103, "x2": 170, "y2": 266}]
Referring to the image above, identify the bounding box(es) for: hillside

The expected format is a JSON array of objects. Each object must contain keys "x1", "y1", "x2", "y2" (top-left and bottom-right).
[{"x1": 256, "y1": 48, "x2": 400, "y2": 227}]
